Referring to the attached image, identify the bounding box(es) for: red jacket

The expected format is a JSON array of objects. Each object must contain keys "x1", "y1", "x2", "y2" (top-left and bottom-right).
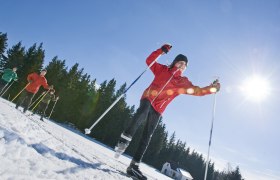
[
  {"x1": 25, "y1": 73, "x2": 50, "y2": 94},
  {"x1": 141, "y1": 48, "x2": 214, "y2": 114}
]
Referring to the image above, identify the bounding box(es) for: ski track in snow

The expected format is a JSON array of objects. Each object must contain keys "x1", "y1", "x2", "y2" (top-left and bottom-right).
[{"x1": 0, "y1": 98, "x2": 171, "y2": 180}]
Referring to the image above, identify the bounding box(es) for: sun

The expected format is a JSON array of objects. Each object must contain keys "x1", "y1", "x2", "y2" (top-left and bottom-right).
[{"x1": 240, "y1": 75, "x2": 271, "y2": 102}]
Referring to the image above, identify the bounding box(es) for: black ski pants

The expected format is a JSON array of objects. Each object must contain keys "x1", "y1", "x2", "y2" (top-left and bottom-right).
[
  {"x1": 124, "y1": 98, "x2": 161, "y2": 163},
  {"x1": 16, "y1": 90, "x2": 35, "y2": 112}
]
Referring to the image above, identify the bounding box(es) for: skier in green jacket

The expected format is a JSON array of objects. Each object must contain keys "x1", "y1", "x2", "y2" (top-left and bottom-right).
[{"x1": 0, "y1": 67, "x2": 18, "y2": 91}]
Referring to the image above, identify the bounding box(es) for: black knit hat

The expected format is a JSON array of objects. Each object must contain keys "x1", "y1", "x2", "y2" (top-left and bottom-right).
[
  {"x1": 169, "y1": 54, "x2": 188, "y2": 68},
  {"x1": 41, "y1": 69, "x2": 47, "y2": 73}
]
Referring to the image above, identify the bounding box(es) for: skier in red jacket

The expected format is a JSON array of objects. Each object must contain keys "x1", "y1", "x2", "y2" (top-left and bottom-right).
[
  {"x1": 16, "y1": 69, "x2": 53, "y2": 113},
  {"x1": 115, "y1": 44, "x2": 220, "y2": 180}
]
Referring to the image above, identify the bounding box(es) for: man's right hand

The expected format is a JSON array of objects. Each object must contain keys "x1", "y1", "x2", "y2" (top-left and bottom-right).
[{"x1": 161, "y1": 44, "x2": 172, "y2": 54}]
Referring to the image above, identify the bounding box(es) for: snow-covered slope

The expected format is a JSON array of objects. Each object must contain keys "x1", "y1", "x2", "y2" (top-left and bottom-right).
[{"x1": 0, "y1": 98, "x2": 171, "y2": 180}]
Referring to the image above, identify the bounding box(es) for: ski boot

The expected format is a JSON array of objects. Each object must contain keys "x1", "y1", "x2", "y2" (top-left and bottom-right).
[
  {"x1": 126, "y1": 160, "x2": 147, "y2": 180},
  {"x1": 114, "y1": 133, "x2": 132, "y2": 158}
]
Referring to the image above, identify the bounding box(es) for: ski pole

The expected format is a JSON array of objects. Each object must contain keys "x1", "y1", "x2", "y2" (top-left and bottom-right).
[
  {"x1": 0, "y1": 81, "x2": 15, "y2": 97},
  {"x1": 0, "y1": 82, "x2": 9, "y2": 95},
  {"x1": 29, "y1": 91, "x2": 46, "y2": 108},
  {"x1": 11, "y1": 83, "x2": 30, "y2": 102},
  {"x1": 84, "y1": 55, "x2": 162, "y2": 134},
  {"x1": 204, "y1": 92, "x2": 218, "y2": 180},
  {"x1": 48, "y1": 99, "x2": 58, "y2": 119},
  {"x1": 31, "y1": 89, "x2": 50, "y2": 112}
]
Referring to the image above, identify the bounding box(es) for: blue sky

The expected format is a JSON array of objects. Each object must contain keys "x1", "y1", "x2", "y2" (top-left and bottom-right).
[{"x1": 1, "y1": 0, "x2": 280, "y2": 179}]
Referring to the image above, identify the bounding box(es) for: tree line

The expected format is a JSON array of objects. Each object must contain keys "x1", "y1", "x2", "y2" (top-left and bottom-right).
[{"x1": 0, "y1": 32, "x2": 244, "y2": 180}]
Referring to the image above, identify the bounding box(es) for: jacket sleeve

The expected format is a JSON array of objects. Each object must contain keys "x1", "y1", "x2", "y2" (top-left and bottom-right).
[
  {"x1": 146, "y1": 48, "x2": 165, "y2": 75},
  {"x1": 27, "y1": 73, "x2": 35, "y2": 82},
  {"x1": 13, "y1": 73, "x2": 18, "y2": 80},
  {"x1": 41, "y1": 78, "x2": 49, "y2": 89},
  {"x1": 186, "y1": 85, "x2": 214, "y2": 96},
  {"x1": 183, "y1": 78, "x2": 214, "y2": 96}
]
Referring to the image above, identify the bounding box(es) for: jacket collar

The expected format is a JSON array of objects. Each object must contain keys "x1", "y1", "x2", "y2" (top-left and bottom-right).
[{"x1": 170, "y1": 67, "x2": 183, "y2": 77}]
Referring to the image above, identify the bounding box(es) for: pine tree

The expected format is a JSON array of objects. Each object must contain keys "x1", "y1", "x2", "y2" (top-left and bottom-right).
[
  {"x1": 0, "y1": 42, "x2": 25, "y2": 99},
  {"x1": 92, "y1": 79, "x2": 117, "y2": 142},
  {"x1": 44, "y1": 57, "x2": 68, "y2": 120},
  {"x1": 60, "y1": 63, "x2": 84, "y2": 123},
  {"x1": 22, "y1": 43, "x2": 44, "y2": 75},
  {"x1": 0, "y1": 32, "x2": 8, "y2": 72},
  {"x1": 78, "y1": 79, "x2": 99, "y2": 128},
  {"x1": 3, "y1": 42, "x2": 25, "y2": 70}
]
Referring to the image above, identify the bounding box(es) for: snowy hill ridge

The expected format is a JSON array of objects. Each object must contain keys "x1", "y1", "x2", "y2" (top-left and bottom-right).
[{"x1": 0, "y1": 98, "x2": 171, "y2": 180}]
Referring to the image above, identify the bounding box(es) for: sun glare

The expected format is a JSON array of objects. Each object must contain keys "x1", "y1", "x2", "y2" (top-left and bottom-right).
[{"x1": 240, "y1": 75, "x2": 270, "y2": 102}]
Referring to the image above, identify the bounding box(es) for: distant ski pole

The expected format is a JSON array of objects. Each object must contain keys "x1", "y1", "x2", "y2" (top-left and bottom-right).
[
  {"x1": 11, "y1": 83, "x2": 30, "y2": 102},
  {"x1": 0, "y1": 82, "x2": 9, "y2": 95},
  {"x1": 204, "y1": 92, "x2": 218, "y2": 180},
  {"x1": 84, "y1": 55, "x2": 162, "y2": 134},
  {"x1": 0, "y1": 81, "x2": 15, "y2": 97},
  {"x1": 31, "y1": 89, "x2": 50, "y2": 112},
  {"x1": 29, "y1": 91, "x2": 46, "y2": 108},
  {"x1": 48, "y1": 99, "x2": 58, "y2": 119}
]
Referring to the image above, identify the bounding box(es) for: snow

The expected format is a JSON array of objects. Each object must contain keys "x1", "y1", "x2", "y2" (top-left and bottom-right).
[{"x1": 0, "y1": 98, "x2": 171, "y2": 180}]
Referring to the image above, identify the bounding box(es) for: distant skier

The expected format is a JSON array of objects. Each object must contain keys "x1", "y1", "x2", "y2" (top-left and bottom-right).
[
  {"x1": 33, "y1": 89, "x2": 59, "y2": 120},
  {"x1": 16, "y1": 69, "x2": 53, "y2": 113},
  {"x1": 115, "y1": 44, "x2": 221, "y2": 180},
  {"x1": 0, "y1": 67, "x2": 18, "y2": 91}
]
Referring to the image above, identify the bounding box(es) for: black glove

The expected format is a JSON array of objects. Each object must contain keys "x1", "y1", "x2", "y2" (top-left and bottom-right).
[
  {"x1": 211, "y1": 79, "x2": 221, "y2": 92},
  {"x1": 161, "y1": 44, "x2": 172, "y2": 54}
]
